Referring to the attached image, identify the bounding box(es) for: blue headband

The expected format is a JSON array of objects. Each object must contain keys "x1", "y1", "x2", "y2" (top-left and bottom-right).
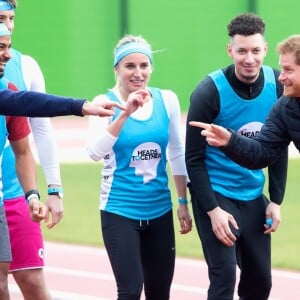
[
  {"x1": 0, "y1": 23, "x2": 10, "y2": 36},
  {"x1": 0, "y1": 1, "x2": 14, "y2": 11},
  {"x1": 114, "y1": 41, "x2": 153, "y2": 67}
]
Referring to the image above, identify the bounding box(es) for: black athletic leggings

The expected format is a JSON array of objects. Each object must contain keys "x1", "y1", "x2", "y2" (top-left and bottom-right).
[{"x1": 101, "y1": 210, "x2": 175, "y2": 300}]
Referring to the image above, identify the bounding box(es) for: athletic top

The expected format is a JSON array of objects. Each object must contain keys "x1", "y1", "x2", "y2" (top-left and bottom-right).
[
  {"x1": 0, "y1": 116, "x2": 6, "y2": 204},
  {"x1": 87, "y1": 87, "x2": 187, "y2": 220},
  {"x1": 0, "y1": 77, "x2": 30, "y2": 205},
  {"x1": 3, "y1": 48, "x2": 61, "y2": 199},
  {"x1": 186, "y1": 64, "x2": 287, "y2": 212},
  {"x1": 5, "y1": 49, "x2": 27, "y2": 90},
  {"x1": 206, "y1": 66, "x2": 277, "y2": 200}
]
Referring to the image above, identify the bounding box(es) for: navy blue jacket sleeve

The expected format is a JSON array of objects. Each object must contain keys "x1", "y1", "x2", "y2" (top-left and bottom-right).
[
  {"x1": 267, "y1": 149, "x2": 287, "y2": 204},
  {"x1": 0, "y1": 90, "x2": 86, "y2": 117},
  {"x1": 222, "y1": 99, "x2": 291, "y2": 171}
]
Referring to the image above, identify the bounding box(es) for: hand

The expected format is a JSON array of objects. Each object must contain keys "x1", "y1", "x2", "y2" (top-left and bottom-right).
[
  {"x1": 177, "y1": 205, "x2": 193, "y2": 234},
  {"x1": 28, "y1": 197, "x2": 48, "y2": 222},
  {"x1": 264, "y1": 202, "x2": 281, "y2": 234},
  {"x1": 189, "y1": 121, "x2": 231, "y2": 147},
  {"x1": 44, "y1": 195, "x2": 64, "y2": 229},
  {"x1": 207, "y1": 206, "x2": 239, "y2": 246},
  {"x1": 82, "y1": 99, "x2": 125, "y2": 117},
  {"x1": 123, "y1": 89, "x2": 151, "y2": 116}
]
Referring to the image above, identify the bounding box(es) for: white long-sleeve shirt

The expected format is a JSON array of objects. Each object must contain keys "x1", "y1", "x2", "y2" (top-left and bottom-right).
[
  {"x1": 19, "y1": 54, "x2": 61, "y2": 185},
  {"x1": 86, "y1": 88, "x2": 187, "y2": 176}
]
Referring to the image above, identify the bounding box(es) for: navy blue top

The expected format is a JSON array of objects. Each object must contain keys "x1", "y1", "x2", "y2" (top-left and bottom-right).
[{"x1": 0, "y1": 89, "x2": 85, "y2": 117}]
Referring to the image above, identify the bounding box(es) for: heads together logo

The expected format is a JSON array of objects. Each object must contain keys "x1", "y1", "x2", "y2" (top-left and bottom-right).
[
  {"x1": 237, "y1": 121, "x2": 263, "y2": 138},
  {"x1": 130, "y1": 142, "x2": 162, "y2": 184}
]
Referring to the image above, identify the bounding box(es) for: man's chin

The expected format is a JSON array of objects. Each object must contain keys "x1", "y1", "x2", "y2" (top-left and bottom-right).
[
  {"x1": 283, "y1": 87, "x2": 293, "y2": 97},
  {"x1": 241, "y1": 73, "x2": 259, "y2": 83}
]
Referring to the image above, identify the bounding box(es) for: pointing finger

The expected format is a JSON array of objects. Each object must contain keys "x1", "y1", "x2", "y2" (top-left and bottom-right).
[{"x1": 189, "y1": 121, "x2": 210, "y2": 129}]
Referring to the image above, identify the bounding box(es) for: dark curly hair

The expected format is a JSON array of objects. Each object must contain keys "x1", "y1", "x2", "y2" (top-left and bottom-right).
[{"x1": 227, "y1": 13, "x2": 265, "y2": 37}]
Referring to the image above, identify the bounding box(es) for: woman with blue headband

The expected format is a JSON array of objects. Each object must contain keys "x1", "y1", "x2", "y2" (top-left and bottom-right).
[{"x1": 86, "y1": 34, "x2": 193, "y2": 300}]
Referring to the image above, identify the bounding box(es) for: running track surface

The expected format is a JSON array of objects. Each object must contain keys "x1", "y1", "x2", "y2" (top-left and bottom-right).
[
  {"x1": 8, "y1": 116, "x2": 298, "y2": 299},
  {"x1": 8, "y1": 241, "x2": 300, "y2": 300}
]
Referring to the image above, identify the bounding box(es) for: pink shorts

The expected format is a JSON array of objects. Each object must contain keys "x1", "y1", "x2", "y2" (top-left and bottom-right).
[{"x1": 4, "y1": 196, "x2": 45, "y2": 271}]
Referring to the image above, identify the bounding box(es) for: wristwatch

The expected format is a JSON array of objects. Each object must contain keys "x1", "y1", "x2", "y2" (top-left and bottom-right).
[{"x1": 48, "y1": 187, "x2": 64, "y2": 199}]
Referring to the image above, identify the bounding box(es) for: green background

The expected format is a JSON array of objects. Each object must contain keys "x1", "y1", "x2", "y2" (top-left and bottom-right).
[
  {"x1": 10, "y1": 0, "x2": 300, "y2": 270},
  {"x1": 13, "y1": 0, "x2": 300, "y2": 111}
]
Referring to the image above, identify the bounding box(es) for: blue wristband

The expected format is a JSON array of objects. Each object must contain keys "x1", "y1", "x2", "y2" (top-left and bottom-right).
[
  {"x1": 178, "y1": 197, "x2": 188, "y2": 205},
  {"x1": 48, "y1": 187, "x2": 64, "y2": 194},
  {"x1": 48, "y1": 187, "x2": 64, "y2": 198}
]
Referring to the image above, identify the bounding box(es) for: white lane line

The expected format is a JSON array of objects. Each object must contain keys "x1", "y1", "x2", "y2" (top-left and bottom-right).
[
  {"x1": 46, "y1": 266, "x2": 207, "y2": 295},
  {"x1": 46, "y1": 266, "x2": 114, "y2": 281},
  {"x1": 8, "y1": 283, "x2": 110, "y2": 300}
]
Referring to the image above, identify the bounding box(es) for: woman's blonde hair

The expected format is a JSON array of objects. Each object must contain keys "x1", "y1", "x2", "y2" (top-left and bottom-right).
[{"x1": 114, "y1": 34, "x2": 151, "y2": 52}]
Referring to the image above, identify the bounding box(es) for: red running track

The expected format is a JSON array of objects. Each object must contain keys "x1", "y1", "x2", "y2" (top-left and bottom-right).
[
  {"x1": 8, "y1": 241, "x2": 300, "y2": 300},
  {"x1": 14, "y1": 116, "x2": 299, "y2": 299}
]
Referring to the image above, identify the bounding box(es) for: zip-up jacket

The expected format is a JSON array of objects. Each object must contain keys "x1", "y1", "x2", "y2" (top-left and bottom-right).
[
  {"x1": 0, "y1": 89, "x2": 85, "y2": 117},
  {"x1": 223, "y1": 95, "x2": 300, "y2": 169}
]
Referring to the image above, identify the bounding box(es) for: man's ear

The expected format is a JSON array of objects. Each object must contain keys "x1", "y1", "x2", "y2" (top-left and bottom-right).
[{"x1": 226, "y1": 43, "x2": 233, "y2": 59}]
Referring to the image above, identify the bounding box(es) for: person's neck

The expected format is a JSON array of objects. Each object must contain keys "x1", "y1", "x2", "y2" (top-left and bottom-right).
[
  {"x1": 120, "y1": 90, "x2": 129, "y2": 102},
  {"x1": 234, "y1": 72, "x2": 260, "y2": 85},
  {"x1": 113, "y1": 86, "x2": 128, "y2": 102}
]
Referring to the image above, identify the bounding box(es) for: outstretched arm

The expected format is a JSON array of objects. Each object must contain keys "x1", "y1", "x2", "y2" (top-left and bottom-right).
[
  {"x1": 0, "y1": 89, "x2": 125, "y2": 117},
  {"x1": 189, "y1": 119, "x2": 289, "y2": 170}
]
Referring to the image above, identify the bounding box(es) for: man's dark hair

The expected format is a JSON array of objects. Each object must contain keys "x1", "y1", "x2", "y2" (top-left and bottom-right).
[{"x1": 227, "y1": 13, "x2": 265, "y2": 37}]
